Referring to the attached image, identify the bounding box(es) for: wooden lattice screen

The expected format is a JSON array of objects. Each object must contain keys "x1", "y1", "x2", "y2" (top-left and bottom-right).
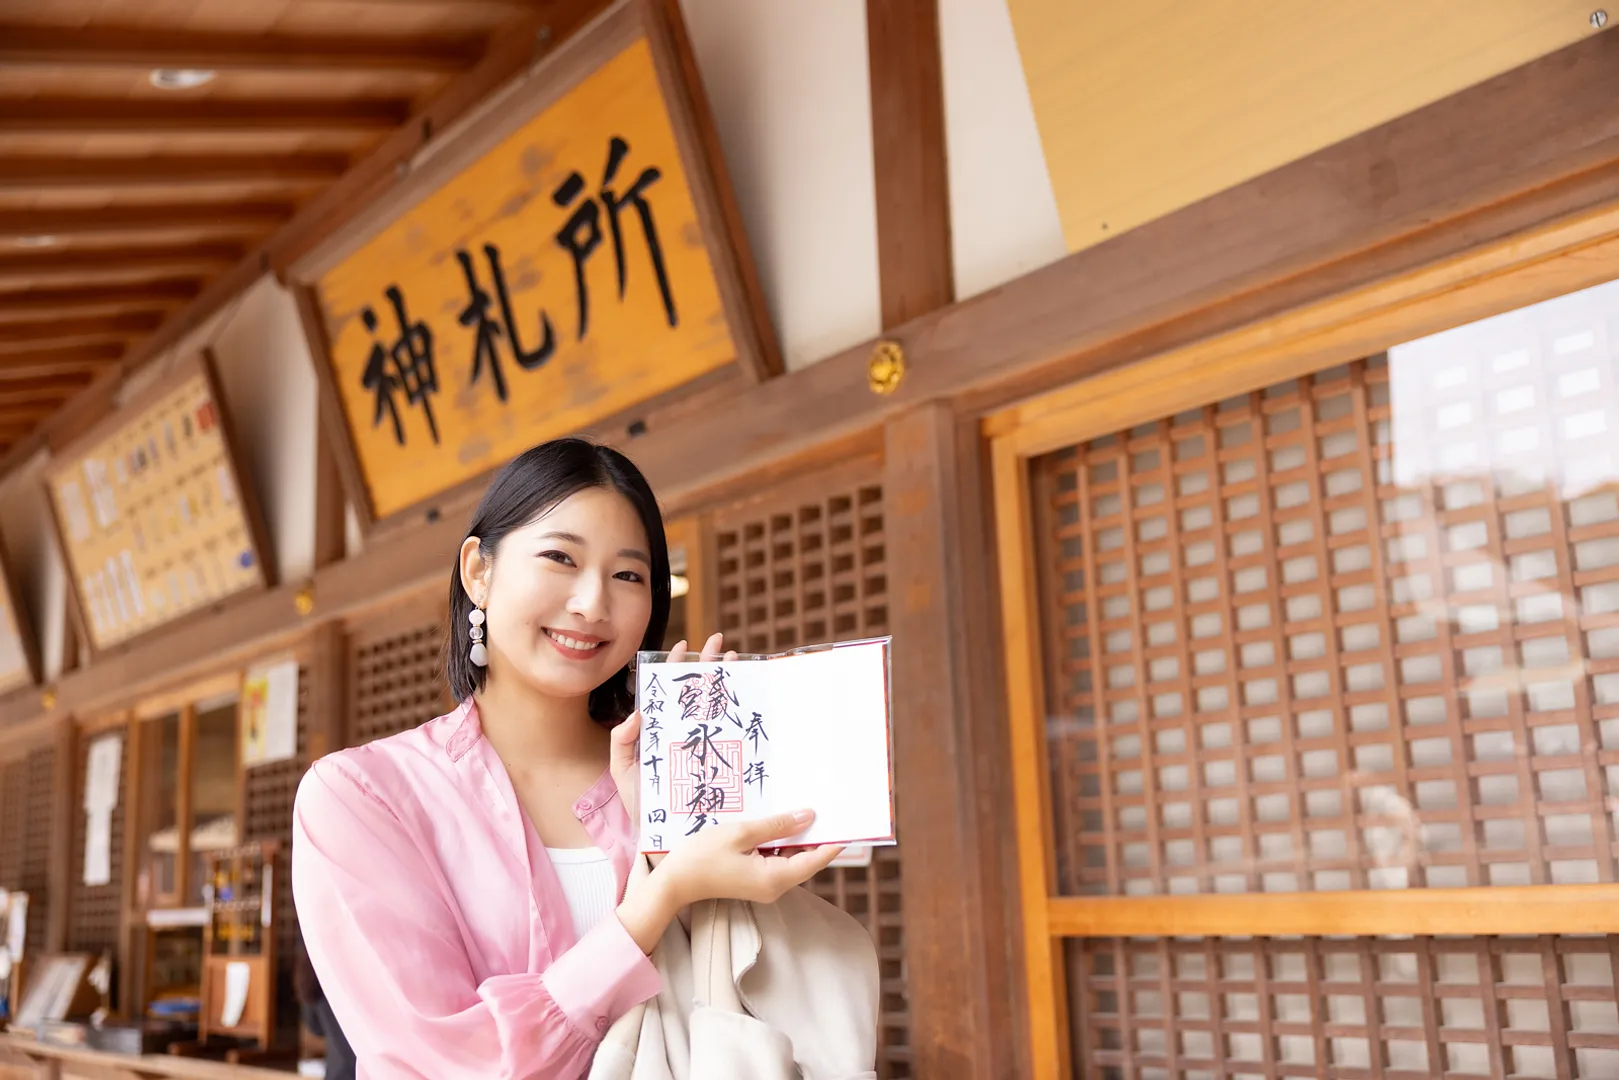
[
  {"x1": 347, "y1": 595, "x2": 451, "y2": 745},
  {"x1": 67, "y1": 724, "x2": 126, "y2": 956},
  {"x1": 0, "y1": 746, "x2": 53, "y2": 957},
  {"x1": 710, "y1": 468, "x2": 911, "y2": 1078},
  {"x1": 1032, "y1": 293, "x2": 1619, "y2": 1074},
  {"x1": 242, "y1": 661, "x2": 311, "y2": 1013},
  {"x1": 1067, "y1": 936, "x2": 1619, "y2": 1079}
]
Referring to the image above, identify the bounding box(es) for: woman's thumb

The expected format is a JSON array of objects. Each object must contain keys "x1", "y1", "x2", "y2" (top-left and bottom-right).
[{"x1": 611, "y1": 710, "x2": 641, "y2": 763}]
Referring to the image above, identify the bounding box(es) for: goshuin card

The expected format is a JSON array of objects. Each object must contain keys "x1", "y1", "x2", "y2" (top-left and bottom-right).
[{"x1": 634, "y1": 637, "x2": 894, "y2": 855}]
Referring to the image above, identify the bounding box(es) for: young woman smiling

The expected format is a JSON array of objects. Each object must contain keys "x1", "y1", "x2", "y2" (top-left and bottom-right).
[{"x1": 290, "y1": 439, "x2": 845, "y2": 1078}]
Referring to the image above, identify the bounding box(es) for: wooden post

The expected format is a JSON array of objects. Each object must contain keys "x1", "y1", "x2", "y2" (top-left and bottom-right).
[
  {"x1": 43, "y1": 717, "x2": 73, "y2": 954},
  {"x1": 313, "y1": 402, "x2": 348, "y2": 570},
  {"x1": 883, "y1": 404, "x2": 1020, "y2": 1077},
  {"x1": 866, "y1": 0, "x2": 953, "y2": 328},
  {"x1": 305, "y1": 621, "x2": 346, "y2": 760}
]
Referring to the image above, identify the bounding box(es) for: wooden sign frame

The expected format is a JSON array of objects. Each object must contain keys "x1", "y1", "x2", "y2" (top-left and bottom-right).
[
  {"x1": 289, "y1": 0, "x2": 781, "y2": 535},
  {"x1": 0, "y1": 533, "x2": 42, "y2": 697},
  {"x1": 41, "y1": 349, "x2": 274, "y2": 661}
]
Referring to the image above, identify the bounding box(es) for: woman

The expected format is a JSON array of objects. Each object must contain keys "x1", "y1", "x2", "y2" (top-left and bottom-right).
[
  {"x1": 291, "y1": 439, "x2": 845, "y2": 1078},
  {"x1": 294, "y1": 938, "x2": 355, "y2": 1080}
]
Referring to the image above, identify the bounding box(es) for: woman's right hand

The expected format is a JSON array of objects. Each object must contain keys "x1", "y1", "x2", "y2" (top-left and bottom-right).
[
  {"x1": 654, "y1": 810, "x2": 843, "y2": 908},
  {"x1": 616, "y1": 811, "x2": 843, "y2": 953}
]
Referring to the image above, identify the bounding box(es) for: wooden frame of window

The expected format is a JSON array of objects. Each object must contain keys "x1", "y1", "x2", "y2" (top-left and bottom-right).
[
  {"x1": 118, "y1": 669, "x2": 243, "y2": 1016},
  {"x1": 988, "y1": 198, "x2": 1619, "y2": 1077}
]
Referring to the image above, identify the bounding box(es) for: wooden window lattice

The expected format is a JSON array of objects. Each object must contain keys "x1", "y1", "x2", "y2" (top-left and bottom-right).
[
  {"x1": 1067, "y1": 935, "x2": 1619, "y2": 1080},
  {"x1": 712, "y1": 477, "x2": 910, "y2": 1078},
  {"x1": 68, "y1": 725, "x2": 125, "y2": 956},
  {"x1": 348, "y1": 605, "x2": 451, "y2": 745},
  {"x1": 1037, "y1": 351, "x2": 1619, "y2": 898},
  {"x1": 0, "y1": 747, "x2": 53, "y2": 957}
]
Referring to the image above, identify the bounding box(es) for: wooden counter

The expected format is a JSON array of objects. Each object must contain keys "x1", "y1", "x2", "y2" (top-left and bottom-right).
[{"x1": 0, "y1": 1035, "x2": 293, "y2": 1080}]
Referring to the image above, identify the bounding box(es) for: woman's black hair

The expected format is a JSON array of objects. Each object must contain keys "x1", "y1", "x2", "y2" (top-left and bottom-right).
[{"x1": 445, "y1": 438, "x2": 670, "y2": 723}]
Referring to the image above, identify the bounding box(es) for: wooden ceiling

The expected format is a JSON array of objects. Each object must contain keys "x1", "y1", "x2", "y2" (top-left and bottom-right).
[{"x1": 0, "y1": 0, "x2": 558, "y2": 457}]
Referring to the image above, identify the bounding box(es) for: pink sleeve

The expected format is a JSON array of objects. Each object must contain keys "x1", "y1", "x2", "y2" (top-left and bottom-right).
[{"x1": 291, "y1": 758, "x2": 660, "y2": 1079}]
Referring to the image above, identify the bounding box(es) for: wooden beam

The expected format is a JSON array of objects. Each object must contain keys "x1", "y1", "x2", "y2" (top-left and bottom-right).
[
  {"x1": 866, "y1": 0, "x2": 953, "y2": 327},
  {"x1": 0, "y1": 281, "x2": 201, "y2": 320},
  {"x1": 0, "y1": 98, "x2": 409, "y2": 135},
  {"x1": 1049, "y1": 887, "x2": 1619, "y2": 937},
  {"x1": 882, "y1": 404, "x2": 1018, "y2": 1078},
  {"x1": 0, "y1": 343, "x2": 125, "y2": 377},
  {"x1": 0, "y1": 244, "x2": 243, "y2": 286},
  {"x1": 0, "y1": 154, "x2": 350, "y2": 192},
  {"x1": 0, "y1": 313, "x2": 159, "y2": 351},
  {"x1": 0, "y1": 204, "x2": 291, "y2": 240},
  {"x1": 614, "y1": 27, "x2": 1619, "y2": 505},
  {"x1": 0, "y1": 379, "x2": 95, "y2": 406},
  {"x1": 0, "y1": 26, "x2": 483, "y2": 75}
]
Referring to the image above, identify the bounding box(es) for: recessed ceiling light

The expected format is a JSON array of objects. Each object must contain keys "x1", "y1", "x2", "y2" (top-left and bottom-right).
[
  {"x1": 149, "y1": 68, "x2": 216, "y2": 90},
  {"x1": 14, "y1": 235, "x2": 58, "y2": 248}
]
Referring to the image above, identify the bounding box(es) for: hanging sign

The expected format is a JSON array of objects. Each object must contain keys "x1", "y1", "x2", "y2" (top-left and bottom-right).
[
  {"x1": 43, "y1": 351, "x2": 270, "y2": 653},
  {"x1": 296, "y1": 2, "x2": 778, "y2": 527}
]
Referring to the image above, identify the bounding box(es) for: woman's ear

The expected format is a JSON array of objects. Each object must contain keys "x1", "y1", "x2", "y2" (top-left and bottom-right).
[{"x1": 459, "y1": 536, "x2": 491, "y2": 605}]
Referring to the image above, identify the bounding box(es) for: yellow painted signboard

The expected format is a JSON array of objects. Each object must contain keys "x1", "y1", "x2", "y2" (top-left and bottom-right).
[
  {"x1": 45, "y1": 358, "x2": 267, "y2": 652},
  {"x1": 311, "y1": 33, "x2": 753, "y2": 522}
]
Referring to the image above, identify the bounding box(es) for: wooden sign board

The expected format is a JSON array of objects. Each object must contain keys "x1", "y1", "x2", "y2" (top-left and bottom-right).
[
  {"x1": 295, "y1": 0, "x2": 779, "y2": 528},
  {"x1": 43, "y1": 352, "x2": 271, "y2": 654}
]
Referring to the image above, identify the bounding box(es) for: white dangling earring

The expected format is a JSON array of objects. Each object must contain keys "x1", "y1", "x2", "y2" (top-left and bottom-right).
[{"x1": 468, "y1": 606, "x2": 488, "y2": 667}]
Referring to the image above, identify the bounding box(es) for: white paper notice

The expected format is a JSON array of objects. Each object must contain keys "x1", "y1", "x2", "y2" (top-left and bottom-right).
[
  {"x1": 8, "y1": 892, "x2": 27, "y2": 960},
  {"x1": 221, "y1": 961, "x2": 251, "y2": 1027},
  {"x1": 241, "y1": 659, "x2": 299, "y2": 767},
  {"x1": 83, "y1": 733, "x2": 122, "y2": 813},
  {"x1": 635, "y1": 638, "x2": 894, "y2": 855},
  {"x1": 83, "y1": 809, "x2": 111, "y2": 886}
]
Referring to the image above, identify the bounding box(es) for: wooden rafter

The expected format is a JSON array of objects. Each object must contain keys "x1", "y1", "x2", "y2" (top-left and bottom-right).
[
  {"x1": 0, "y1": 313, "x2": 160, "y2": 351},
  {"x1": 0, "y1": 26, "x2": 484, "y2": 75},
  {"x1": 0, "y1": 245, "x2": 244, "y2": 286},
  {"x1": 0, "y1": 98, "x2": 410, "y2": 135},
  {"x1": 0, "y1": 281, "x2": 202, "y2": 320},
  {"x1": 0, "y1": 344, "x2": 126, "y2": 375},
  {"x1": 0, "y1": 155, "x2": 351, "y2": 192},
  {"x1": 0, "y1": 204, "x2": 292, "y2": 239}
]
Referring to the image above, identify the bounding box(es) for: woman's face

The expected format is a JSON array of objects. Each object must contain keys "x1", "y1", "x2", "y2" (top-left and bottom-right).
[{"x1": 468, "y1": 486, "x2": 654, "y2": 703}]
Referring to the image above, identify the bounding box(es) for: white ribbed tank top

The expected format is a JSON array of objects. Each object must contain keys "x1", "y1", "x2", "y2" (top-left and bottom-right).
[{"x1": 545, "y1": 846, "x2": 618, "y2": 938}]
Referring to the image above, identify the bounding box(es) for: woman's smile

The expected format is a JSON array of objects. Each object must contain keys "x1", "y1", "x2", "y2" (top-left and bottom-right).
[{"x1": 543, "y1": 627, "x2": 609, "y2": 659}]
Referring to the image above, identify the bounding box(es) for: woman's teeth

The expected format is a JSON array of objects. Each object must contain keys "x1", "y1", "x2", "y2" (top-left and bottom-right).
[{"x1": 547, "y1": 630, "x2": 604, "y2": 651}]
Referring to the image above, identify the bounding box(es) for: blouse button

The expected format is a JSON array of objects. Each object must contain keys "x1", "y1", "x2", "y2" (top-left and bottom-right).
[
  {"x1": 575, "y1": 798, "x2": 592, "y2": 814},
  {"x1": 595, "y1": 1016, "x2": 608, "y2": 1034}
]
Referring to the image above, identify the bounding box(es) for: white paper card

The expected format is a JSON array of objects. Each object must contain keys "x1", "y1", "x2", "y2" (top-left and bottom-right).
[
  {"x1": 8, "y1": 892, "x2": 27, "y2": 961},
  {"x1": 635, "y1": 638, "x2": 893, "y2": 855},
  {"x1": 83, "y1": 733, "x2": 122, "y2": 812},
  {"x1": 221, "y1": 961, "x2": 251, "y2": 1027},
  {"x1": 242, "y1": 659, "x2": 299, "y2": 767},
  {"x1": 83, "y1": 809, "x2": 111, "y2": 886}
]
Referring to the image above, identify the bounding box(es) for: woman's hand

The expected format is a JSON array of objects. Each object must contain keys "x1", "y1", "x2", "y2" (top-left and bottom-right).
[
  {"x1": 655, "y1": 810, "x2": 844, "y2": 908},
  {"x1": 615, "y1": 811, "x2": 843, "y2": 952},
  {"x1": 609, "y1": 632, "x2": 731, "y2": 828}
]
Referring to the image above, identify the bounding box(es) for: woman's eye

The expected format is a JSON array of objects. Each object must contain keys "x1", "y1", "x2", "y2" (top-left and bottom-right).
[
  {"x1": 540, "y1": 550, "x2": 575, "y2": 566},
  {"x1": 615, "y1": 570, "x2": 645, "y2": 584}
]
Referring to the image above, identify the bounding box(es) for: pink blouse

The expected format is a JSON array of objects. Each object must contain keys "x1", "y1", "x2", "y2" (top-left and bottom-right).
[{"x1": 291, "y1": 700, "x2": 661, "y2": 1079}]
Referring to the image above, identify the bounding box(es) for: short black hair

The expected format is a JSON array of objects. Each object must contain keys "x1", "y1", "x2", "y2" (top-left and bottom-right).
[{"x1": 445, "y1": 438, "x2": 670, "y2": 723}]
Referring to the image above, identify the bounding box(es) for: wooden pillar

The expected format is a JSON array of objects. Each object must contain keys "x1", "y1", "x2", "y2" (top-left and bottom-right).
[
  {"x1": 44, "y1": 718, "x2": 73, "y2": 954},
  {"x1": 305, "y1": 622, "x2": 347, "y2": 760},
  {"x1": 883, "y1": 404, "x2": 1020, "y2": 1076},
  {"x1": 866, "y1": 0, "x2": 954, "y2": 327},
  {"x1": 313, "y1": 403, "x2": 348, "y2": 571}
]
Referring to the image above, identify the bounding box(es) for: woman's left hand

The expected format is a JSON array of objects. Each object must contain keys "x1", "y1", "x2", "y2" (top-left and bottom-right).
[{"x1": 610, "y1": 632, "x2": 731, "y2": 832}]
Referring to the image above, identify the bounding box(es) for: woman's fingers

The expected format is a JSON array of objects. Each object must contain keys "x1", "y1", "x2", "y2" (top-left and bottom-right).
[{"x1": 699, "y1": 632, "x2": 724, "y2": 662}]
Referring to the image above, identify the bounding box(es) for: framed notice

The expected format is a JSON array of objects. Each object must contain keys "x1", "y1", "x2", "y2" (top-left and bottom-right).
[
  {"x1": 291, "y1": 0, "x2": 779, "y2": 529},
  {"x1": 43, "y1": 350, "x2": 271, "y2": 654}
]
